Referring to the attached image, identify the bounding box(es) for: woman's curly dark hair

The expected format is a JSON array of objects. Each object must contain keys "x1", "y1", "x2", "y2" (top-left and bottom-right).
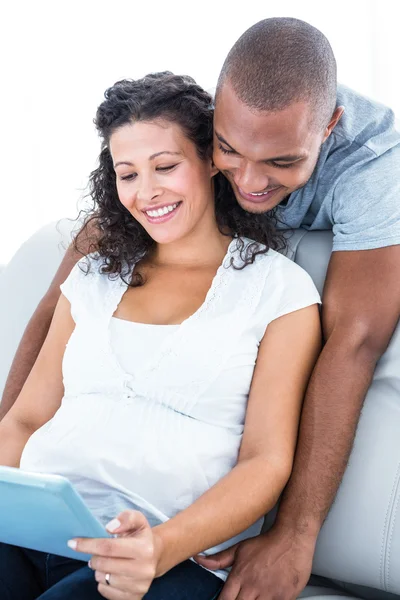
[{"x1": 75, "y1": 71, "x2": 286, "y2": 285}]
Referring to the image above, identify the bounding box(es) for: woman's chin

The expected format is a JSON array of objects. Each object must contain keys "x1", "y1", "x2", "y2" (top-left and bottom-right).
[{"x1": 145, "y1": 228, "x2": 186, "y2": 246}]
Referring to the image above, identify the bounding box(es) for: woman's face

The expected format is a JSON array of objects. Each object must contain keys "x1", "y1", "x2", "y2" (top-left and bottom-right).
[{"x1": 110, "y1": 119, "x2": 218, "y2": 245}]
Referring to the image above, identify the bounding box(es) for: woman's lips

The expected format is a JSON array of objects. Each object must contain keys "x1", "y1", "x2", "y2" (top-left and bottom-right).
[
  {"x1": 237, "y1": 186, "x2": 282, "y2": 204},
  {"x1": 143, "y1": 202, "x2": 182, "y2": 224}
]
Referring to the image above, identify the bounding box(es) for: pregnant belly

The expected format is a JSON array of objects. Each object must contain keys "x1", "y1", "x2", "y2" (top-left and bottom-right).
[{"x1": 20, "y1": 394, "x2": 242, "y2": 520}]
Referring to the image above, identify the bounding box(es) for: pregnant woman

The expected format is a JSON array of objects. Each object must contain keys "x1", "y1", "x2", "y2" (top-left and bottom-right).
[{"x1": 0, "y1": 72, "x2": 321, "y2": 600}]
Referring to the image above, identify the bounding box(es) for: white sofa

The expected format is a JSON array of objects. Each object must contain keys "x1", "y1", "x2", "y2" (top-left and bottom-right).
[{"x1": 1, "y1": 220, "x2": 400, "y2": 600}]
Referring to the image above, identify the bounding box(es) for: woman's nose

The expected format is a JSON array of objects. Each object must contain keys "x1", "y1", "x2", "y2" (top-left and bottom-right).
[{"x1": 136, "y1": 175, "x2": 161, "y2": 204}]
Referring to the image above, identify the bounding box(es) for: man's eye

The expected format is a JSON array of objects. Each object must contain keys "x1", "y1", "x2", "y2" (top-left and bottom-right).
[
  {"x1": 270, "y1": 162, "x2": 294, "y2": 169},
  {"x1": 218, "y1": 143, "x2": 236, "y2": 155},
  {"x1": 120, "y1": 173, "x2": 137, "y2": 181},
  {"x1": 157, "y1": 165, "x2": 177, "y2": 172}
]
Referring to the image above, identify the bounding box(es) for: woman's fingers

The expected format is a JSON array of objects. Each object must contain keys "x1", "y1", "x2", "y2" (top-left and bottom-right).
[
  {"x1": 68, "y1": 510, "x2": 153, "y2": 559},
  {"x1": 68, "y1": 510, "x2": 155, "y2": 599},
  {"x1": 89, "y1": 554, "x2": 156, "y2": 579},
  {"x1": 105, "y1": 510, "x2": 151, "y2": 536},
  {"x1": 69, "y1": 535, "x2": 150, "y2": 560},
  {"x1": 96, "y1": 580, "x2": 127, "y2": 600},
  {"x1": 95, "y1": 570, "x2": 151, "y2": 599}
]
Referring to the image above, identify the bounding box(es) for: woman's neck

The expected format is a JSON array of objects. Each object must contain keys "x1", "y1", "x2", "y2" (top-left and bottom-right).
[{"x1": 151, "y1": 226, "x2": 233, "y2": 268}]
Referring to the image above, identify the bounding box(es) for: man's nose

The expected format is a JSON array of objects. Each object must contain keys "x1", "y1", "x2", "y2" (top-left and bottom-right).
[{"x1": 234, "y1": 163, "x2": 269, "y2": 193}]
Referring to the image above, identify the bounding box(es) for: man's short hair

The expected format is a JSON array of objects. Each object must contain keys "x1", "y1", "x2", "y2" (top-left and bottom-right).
[{"x1": 217, "y1": 18, "x2": 337, "y2": 131}]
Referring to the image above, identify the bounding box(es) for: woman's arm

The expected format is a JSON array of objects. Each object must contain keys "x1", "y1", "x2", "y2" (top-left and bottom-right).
[
  {"x1": 153, "y1": 303, "x2": 321, "y2": 576},
  {"x1": 0, "y1": 294, "x2": 75, "y2": 466}
]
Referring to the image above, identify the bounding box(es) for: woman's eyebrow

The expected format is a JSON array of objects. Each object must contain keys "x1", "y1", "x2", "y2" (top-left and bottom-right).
[
  {"x1": 114, "y1": 151, "x2": 182, "y2": 168},
  {"x1": 149, "y1": 151, "x2": 182, "y2": 160}
]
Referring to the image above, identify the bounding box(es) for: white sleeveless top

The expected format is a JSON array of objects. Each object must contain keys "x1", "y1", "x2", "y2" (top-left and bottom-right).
[{"x1": 20, "y1": 237, "x2": 320, "y2": 579}]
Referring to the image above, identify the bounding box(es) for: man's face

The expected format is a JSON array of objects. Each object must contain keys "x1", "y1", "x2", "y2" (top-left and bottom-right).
[{"x1": 213, "y1": 81, "x2": 329, "y2": 214}]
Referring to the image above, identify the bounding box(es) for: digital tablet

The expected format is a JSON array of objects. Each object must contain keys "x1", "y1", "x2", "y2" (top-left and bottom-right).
[{"x1": 0, "y1": 466, "x2": 110, "y2": 560}]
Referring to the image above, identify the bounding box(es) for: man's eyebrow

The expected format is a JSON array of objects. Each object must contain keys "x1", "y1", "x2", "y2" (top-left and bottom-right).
[
  {"x1": 215, "y1": 132, "x2": 239, "y2": 154},
  {"x1": 215, "y1": 131, "x2": 305, "y2": 163},
  {"x1": 114, "y1": 151, "x2": 182, "y2": 168},
  {"x1": 264, "y1": 154, "x2": 305, "y2": 162}
]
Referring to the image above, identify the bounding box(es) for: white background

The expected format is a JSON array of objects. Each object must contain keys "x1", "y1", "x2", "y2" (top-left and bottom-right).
[{"x1": 0, "y1": 0, "x2": 399, "y2": 264}]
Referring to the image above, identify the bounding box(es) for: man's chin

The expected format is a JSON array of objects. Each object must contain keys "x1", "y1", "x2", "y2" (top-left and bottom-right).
[
  {"x1": 229, "y1": 182, "x2": 289, "y2": 214},
  {"x1": 234, "y1": 193, "x2": 284, "y2": 215}
]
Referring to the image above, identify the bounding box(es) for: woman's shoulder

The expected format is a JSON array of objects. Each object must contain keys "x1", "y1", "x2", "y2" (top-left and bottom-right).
[
  {"x1": 60, "y1": 252, "x2": 125, "y2": 308},
  {"x1": 232, "y1": 236, "x2": 299, "y2": 273},
  {"x1": 73, "y1": 252, "x2": 127, "y2": 283},
  {"x1": 76, "y1": 251, "x2": 103, "y2": 273},
  {"x1": 230, "y1": 237, "x2": 276, "y2": 264},
  {"x1": 235, "y1": 237, "x2": 321, "y2": 314},
  {"x1": 236, "y1": 236, "x2": 313, "y2": 277}
]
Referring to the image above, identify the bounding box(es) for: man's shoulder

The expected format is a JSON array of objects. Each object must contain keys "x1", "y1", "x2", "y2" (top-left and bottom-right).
[
  {"x1": 307, "y1": 85, "x2": 400, "y2": 194},
  {"x1": 333, "y1": 84, "x2": 400, "y2": 156}
]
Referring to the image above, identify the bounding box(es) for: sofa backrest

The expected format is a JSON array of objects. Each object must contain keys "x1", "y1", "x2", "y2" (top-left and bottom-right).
[
  {"x1": 1, "y1": 222, "x2": 400, "y2": 597},
  {"x1": 287, "y1": 231, "x2": 400, "y2": 599},
  {"x1": 0, "y1": 219, "x2": 76, "y2": 399}
]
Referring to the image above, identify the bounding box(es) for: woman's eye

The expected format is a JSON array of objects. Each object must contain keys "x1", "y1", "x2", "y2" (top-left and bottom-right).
[
  {"x1": 156, "y1": 164, "x2": 177, "y2": 172},
  {"x1": 120, "y1": 173, "x2": 137, "y2": 181},
  {"x1": 218, "y1": 143, "x2": 235, "y2": 155}
]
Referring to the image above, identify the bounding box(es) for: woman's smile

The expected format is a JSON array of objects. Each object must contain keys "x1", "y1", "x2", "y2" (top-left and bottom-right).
[{"x1": 143, "y1": 201, "x2": 182, "y2": 224}]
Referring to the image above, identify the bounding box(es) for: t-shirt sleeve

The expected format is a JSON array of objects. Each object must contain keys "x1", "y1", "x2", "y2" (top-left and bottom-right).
[
  {"x1": 59, "y1": 262, "x2": 82, "y2": 303},
  {"x1": 272, "y1": 256, "x2": 321, "y2": 321},
  {"x1": 59, "y1": 254, "x2": 97, "y2": 322},
  {"x1": 332, "y1": 146, "x2": 400, "y2": 251},
  {"x1": 258, "y1": 253, "x2": 321, "y2": 334},
  {"x1": 59, "y1": 261, "x2": 86, "y2": 322}
]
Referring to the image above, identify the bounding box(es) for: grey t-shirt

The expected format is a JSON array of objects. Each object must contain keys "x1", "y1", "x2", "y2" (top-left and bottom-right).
[{"x1": 276, "y1": 84, "x2": 400, "y2": 251}]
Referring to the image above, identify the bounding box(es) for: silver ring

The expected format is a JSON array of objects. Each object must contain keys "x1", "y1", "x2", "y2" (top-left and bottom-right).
[{"x1": 105, "y1": 573, "x2": 111, "y2": 586}]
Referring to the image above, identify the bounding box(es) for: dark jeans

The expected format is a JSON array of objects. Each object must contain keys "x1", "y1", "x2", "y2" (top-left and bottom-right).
[{"x1": 0, "y1": 543, "x2": 223, "y2": 600}]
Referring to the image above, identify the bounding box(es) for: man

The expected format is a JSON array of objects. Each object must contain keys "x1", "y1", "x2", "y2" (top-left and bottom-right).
[
  {"x1": 194, "y1": 18, "x2": 400, "y2": 600},
  {"x1": 1, "y1": 16, "x2": 400, "y2": 600}
]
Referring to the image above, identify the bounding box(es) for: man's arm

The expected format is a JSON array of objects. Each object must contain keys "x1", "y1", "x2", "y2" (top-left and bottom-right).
[
  {"x1": 0, "y1": 294, "x2": 76, "y2": 466},
  {"x1": 0, "y1": 244, "x2": 82, "y2": 421},
  {"x1": 276, "y1": 246, "x2": 400, "y2": 532},
  {"x1": 197, "y1": 245, "x2": 400, "y2": 600}
]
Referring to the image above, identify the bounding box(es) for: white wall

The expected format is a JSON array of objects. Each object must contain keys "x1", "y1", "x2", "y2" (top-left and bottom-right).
[{"x1": 0, "y1": 0, "x2": 399, "y2": 264}]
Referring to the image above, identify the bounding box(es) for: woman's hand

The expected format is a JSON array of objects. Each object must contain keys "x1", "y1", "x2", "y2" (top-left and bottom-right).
[{"x1": 68, "y1": 510, "x2": 162, "y2": 599}]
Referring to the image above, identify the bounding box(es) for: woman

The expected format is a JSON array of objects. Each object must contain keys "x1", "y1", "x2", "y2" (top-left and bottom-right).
[{"x1": 0, "y1": 72, "x2": 321, "y2": 600}]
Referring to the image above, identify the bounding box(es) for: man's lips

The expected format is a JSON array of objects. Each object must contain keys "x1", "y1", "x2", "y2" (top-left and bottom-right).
[{"x1": 237, "y1": 186, "x2": 282, "y2": 204}]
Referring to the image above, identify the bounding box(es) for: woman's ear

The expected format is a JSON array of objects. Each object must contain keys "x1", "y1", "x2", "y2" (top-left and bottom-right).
[{"x1": 210, "y1": 159, "x2": 219, "y2": 177}]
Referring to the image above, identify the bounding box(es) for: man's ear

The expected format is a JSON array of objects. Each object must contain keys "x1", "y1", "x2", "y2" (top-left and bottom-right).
[{"x1": 322, "y1": 106, "x2": 345, "y2": 142}]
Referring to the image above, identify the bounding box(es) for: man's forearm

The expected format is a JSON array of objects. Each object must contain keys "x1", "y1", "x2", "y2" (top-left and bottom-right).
[
  {"x1": 0, "y1": 299, "x2": 55, "y2": 420},
  {"x1": 276, "y1": 333, "x2": 380, "y2": 535},
  {"x1": 0, "y1": 417, "x2": 33, "y2": 467}
]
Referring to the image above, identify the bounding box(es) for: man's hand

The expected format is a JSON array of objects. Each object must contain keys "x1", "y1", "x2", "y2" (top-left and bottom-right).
[{"x1": 196, "y1": 524, "x2": 315, "y2": 600}]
